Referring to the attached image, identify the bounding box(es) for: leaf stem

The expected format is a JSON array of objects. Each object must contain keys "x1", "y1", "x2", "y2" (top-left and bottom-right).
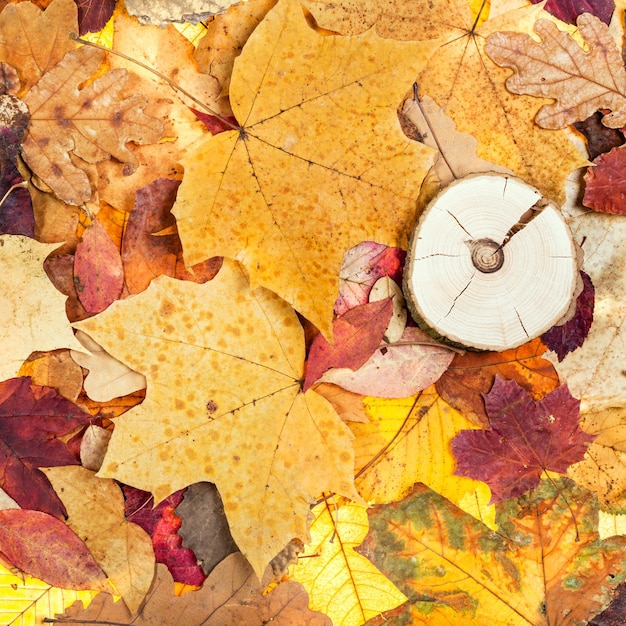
[
  {"x1": 0, "y1": 181, "x2": 27, "y2": 209},
  {"x1": 68, "y1": 33, "x2": 240, "y2": 132}
]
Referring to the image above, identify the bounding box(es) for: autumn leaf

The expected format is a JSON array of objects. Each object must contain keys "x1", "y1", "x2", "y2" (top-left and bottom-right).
[
  {"x1": 415, "y1": 0, "x2": 586, "y2": 204},
  {"x1": 124, "y1": 0, "x2": 242, "y2": 27},
  {"x1": 583, "y1": 146, "x2": 626, "y2": 214},
  {"x1": 18, "y1": 350, "x2": 83, "y2": 403},
  {"x1": 436, "y1": 338, "x2": 559, "y2": 427},
  {"x1": 0, "y1": 236, "x2": 83, "y2": 380},
  {"x1": 0, "y1": 0, "x2": 77, "y2": 94},
  {"x1": 351, "y1": 387, "x2": 493, "y2": 522},
  {"x1": 172, "y1": 0, "x2": 437, "y2": 337},
  {"x1": 358, "y1": 479, "x2": 626, "y2": 625},
  {"x1": 21, "y1": 45, "x2": 163, "y2": 205},
  {"x1": 529, "y1": 0, "x2": 615, "y2": 25},
  {"x1": 124, "y1": 485, "x2": 207, "y2": 586},
  {"x1": 547, "y1": 210, "x2": 626, "y2": 411},
  {"x1": 485, "y1": 12, "x2": 626, "y2": 129},
  {"x1": 121, "y1": 178, "x2": 222, "y2": 296},
  {"x1": 74, "y1": 218, "x2": 124, "y2": 314},
  {"x1": 74, "y1": 260, "x2": 360, "y2": 577},
  {"x1": 289, "y1": 500, "x2": 407, "y2": 626},
  {"x1": 0, "y1": 377, "x2": 91, "y2": 518},
  {"x1": 452, "y1": 376, "x2": 595, "y2": 502},
  {"x1": 541, "y1": 270, "x2": 595, "y2": 361},
  {"x1": 56, "y1": 556, "x2": 329, "y2": 625},
  {"x1": 175, "y1": 482, "x2": 237, "y2": 578},
  {"x1": 574, "y1": 110, "x2": 625, "y2": 161},
  {"x1": 0, "y1": 562, "x2": 98, "y2": 626},
  {"x1": 318, "y1": 326, "x2": 454, "y2": 398},
  {"x1": 303, "y1": 299, "x2": 393, "y2": 391},
  {"x1": 0, "y1": 509, "x2": 109, "y2": 592},
  {"x1": 335, "y1": 242, "x2": 405, "y2": 316},
  {"x1": 76, "y1": 0, "x2": 116, "y2": 35},
  {"x1": 42, "y1": 466, "x2": 155, "y2": 614}
]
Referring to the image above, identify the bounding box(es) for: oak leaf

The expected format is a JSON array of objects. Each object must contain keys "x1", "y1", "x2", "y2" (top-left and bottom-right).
[
  {"x1": 485, "y1": 13, "x2": 626, "y2": 129},
  {"x1": 21, "y1": 45, "x2": 162, "y2": 205},
  {"x1": 124, "y1": 485, "x2": 207, "y2": 586},
  {"x1": 171, "y1": 0, "x2": 437, "y2": 337},
  {"x1": 0, "y1": 0, "x2": 77, "y2": 95},
  {"x1": 289, "y1": 500, "x2": 407, "y2": 626},
  {"x1": 0, "y1": 377, "x2": 92, "y2": 518},
  {"x1": 0, "y1": 509, "x2": 109, "y2": 592},
  {"x1": 0, "y1": 236, "x2": 83, "y2": 380},
  {"x1": 74, "y1": 260, "x2": 360, "y2": 577},
  {"x1": 43, "y1": 466, "x2": 155, "y2": 614},
  {"x1": 452, "y1": 376, "x2": 595, "y2": 502},
  {"x1": 417, "y1": 0, "x2": 587, "y2": 203},
  {"x1": 303, "y1": 299, "x2": 393, "y2": 392},
  {"x1": 56, "y1": 556, "x2": 329, "y2": 625},
  {"x1": 359, "y1": 479, "x2": 626, "y2": 625},
  {"x1": 175, "y1": 482, "x2": 237, "y2": 577}
]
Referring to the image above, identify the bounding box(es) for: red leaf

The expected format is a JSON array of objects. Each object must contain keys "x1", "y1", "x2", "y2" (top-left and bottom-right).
[
  {"x1": 583, "y1": 145, "x2": 626, "y2": 214},
  {"x1": 541, "y1": 271, "x2": 595, "y2": 361},
  {"x1": 75, "y1": 0, "x2": 116, "y2": 35},
  {"x1": 122, "y1": 178, "x2": 222, "y2": 295},
  {"x1": 303, "y1": 299, "x2": 393, "y2": 391},
  {"x1": 451, "y1": 377, "x2": 596, "y2": 502},
  {"x1": 0, "y1": 509, "x2": 108, "y2": 590},
  {"x1": 74, "y1": 219, "x2": 124, "y2": 313},
  {"x1": 190, "y1": 109, "x2": 239, "y2": 135},
  {"x1": 123, "y1": 485, "x2": 206, "y2": 586},
  {"x1": 335, "y1": 242, "x2": 405, "y2": 315},
  {"x1": 530, "y1": 0, "x2": 614, "y2": 25},
  {"x1": 0, "y1": 377, "x2": 91, "y2": 518}
]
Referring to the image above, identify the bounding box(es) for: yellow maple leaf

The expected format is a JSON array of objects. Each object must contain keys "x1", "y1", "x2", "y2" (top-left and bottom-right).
[
  {"x1": 42, "y1": 466, "x2": 155, "y2": 614},
  {"x1": 74, "y1": 259, "x2": 361, "y2": 578},
  {"x1": 355, "y1": 387, "x2": 494, "y2": 527},
  {"x1": 0, "y1": 235, "x2": 83, "y2": 381},
  {"x1": 417, "y1": 0, "x2": 587, "y2": 203},
  {"x1": 289, "y1": 500, "x2": 407, "y2": 626},
  {"x1": 172, "y1": 0, "x2": 437, "y2": 337}
]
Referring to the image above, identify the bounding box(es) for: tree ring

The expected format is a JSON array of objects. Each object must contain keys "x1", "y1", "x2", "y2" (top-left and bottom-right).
[{"x1": 469, "y1": 238, "x2": 504, "y2": 273}]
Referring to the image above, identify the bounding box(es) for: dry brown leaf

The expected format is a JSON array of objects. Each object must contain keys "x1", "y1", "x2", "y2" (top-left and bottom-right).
[
  {"x1": 417, "y1": 0, "x2": 587, "y2": 204},
  {"x1": 0, "y1": 0, "x2": 77, "y2": 94},
  {"x1": 43, "y1": 466, "x2": 155, "y2": 614},
  {"x1": 194, "y1": 0, "x2": 278, "y2": 98},
  {"x1": 22, "y1": 45, "x2": 163, "y2": 205},
  {"x1": 486, "y1": 12, "x2": 626, "y2": 129},
  {"x1": 0, "y1": 235, "x2": 83, "y2": 380},
  {"x1": 18, "y1": 350, "x2": 83, "y2": 403},
  {"x1": 313, "y1": 383, "x2": 369, "y2": 423},
  {"x1": 57, "y1": 555, "x2": 329, "y2": 625},
  {"x1": 74, "y1": 260, "x2": 360, "y2": 578},
  {"x1": 172, "y1": 0, "x2": 437, "y2": 338}
]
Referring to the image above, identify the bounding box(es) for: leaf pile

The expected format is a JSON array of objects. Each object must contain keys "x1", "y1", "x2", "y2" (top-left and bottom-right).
[{"x1": 2, "y1": 0, "x2": 626, "y2": 625}]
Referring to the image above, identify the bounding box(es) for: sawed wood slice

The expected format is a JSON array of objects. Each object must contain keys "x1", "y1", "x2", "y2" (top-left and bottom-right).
[{"x1": 403, "y1": 173, "x2": 578, "y2": 351}]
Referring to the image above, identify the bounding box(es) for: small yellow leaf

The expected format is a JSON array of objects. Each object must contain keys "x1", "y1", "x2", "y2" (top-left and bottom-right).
[{"x1": 290, "y1": 500, "x2": 407, "y2": 626}]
